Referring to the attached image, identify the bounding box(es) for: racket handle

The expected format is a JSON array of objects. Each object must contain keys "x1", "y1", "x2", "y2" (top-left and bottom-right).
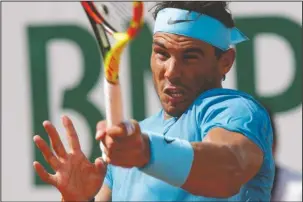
[{"x1": 102, "y1": 79, "x2": 124, "y2": 161}]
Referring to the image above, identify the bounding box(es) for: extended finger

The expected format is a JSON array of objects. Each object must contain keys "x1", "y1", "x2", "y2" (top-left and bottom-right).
[
  {"x1": 43, "y1": 121, "x2": 67, "y2": 159},
  {"x1": 33, "y1": 135, "x2": 60, "y2": 170},
  {"x1": 62, "y1": 116, "x2": 81, "y2": 151},
  {"x1": 33, "y1": 161, "x2": 57, "y2": 186}
]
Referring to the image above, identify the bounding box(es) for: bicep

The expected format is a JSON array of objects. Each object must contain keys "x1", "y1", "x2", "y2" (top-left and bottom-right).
[
  {"x1": 95, "y1": 184, "x2": 112, "y2": 202},
  {"x1": 205, "y1": 127, "x2": 263, "y2": 184}
]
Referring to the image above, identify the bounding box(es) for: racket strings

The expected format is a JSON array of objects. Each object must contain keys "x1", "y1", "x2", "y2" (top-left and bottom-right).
[
  {"x1": 83, "y1": 2, "x2": 116, "y2": 34},
  {"x1": 94, "y1": 2, "x2": 135, "y2": 33}
]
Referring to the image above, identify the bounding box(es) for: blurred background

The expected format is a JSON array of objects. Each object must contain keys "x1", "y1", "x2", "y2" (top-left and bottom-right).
[{"x1": 2, "y1": 1, "x2": 302, "y2": 201}]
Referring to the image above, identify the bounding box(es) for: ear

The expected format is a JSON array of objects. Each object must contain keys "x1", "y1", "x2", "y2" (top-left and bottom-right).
[{"x1": 218, "y1": 48, "x2": 236, "y2": 78}]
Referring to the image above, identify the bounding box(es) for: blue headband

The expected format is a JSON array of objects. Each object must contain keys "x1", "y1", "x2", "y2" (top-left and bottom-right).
[{"x1": 153, "y1": 8, "x2": 249, "y2": 51}]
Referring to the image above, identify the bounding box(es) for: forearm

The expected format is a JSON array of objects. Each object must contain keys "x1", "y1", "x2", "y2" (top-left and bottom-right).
[{"x1": 182, "y1": 141, "x2": 243, "y2": 197}]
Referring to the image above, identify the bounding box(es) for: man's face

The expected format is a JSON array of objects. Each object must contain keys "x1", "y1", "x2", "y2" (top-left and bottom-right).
[{"x1": 151, "y1": 32, "x2": 234, "y2": 117}]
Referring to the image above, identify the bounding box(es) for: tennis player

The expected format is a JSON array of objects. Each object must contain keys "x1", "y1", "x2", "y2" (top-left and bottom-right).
[{"x1": 33, "y1": 2, "x2": 275, "y2": 201}]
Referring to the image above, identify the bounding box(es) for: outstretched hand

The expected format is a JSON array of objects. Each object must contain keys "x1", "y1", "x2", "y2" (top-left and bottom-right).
[{"x1": 33, "y1": 116, "x2": 106, "y2": 201}]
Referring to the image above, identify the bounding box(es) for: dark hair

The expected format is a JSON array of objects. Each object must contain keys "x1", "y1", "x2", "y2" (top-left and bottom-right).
[{"x1": 152, "y1": 1, "x2": 235, "y2": 58}]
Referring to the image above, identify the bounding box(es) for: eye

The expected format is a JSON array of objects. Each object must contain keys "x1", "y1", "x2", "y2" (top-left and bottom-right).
[
  {"x1": 154, "y1": 50, "x2": 170, "y2": 60},
  {"x1": 183, "y1": 54, "x2": 200, "y2": 61},
  {"x1": 184, "y1": 54, "x2": 198, "y2": 59}
]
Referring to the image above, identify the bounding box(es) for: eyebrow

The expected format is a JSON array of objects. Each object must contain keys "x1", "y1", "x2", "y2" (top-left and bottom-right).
[
  {"x1": 184, "y1": 48, "x2": 204, "y2": 56},
  {"x1": 153, "y1": 41, "x2": 167, "y2": 49},
  {"x1": 153, "y1": 41, "x2": 204, "y2": 56}
]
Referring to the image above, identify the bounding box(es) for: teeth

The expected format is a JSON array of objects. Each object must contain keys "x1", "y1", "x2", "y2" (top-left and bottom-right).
[
  {"x1": 166, "y1": 89, "x2": 184, "y2": 98},
  {"x1": 170, "y1": 89, "x2": 179, "y2": 93},
  {"x1": 171, "y1": 93, "x2": 183, "y2": 97},
  {"x1": 168, "y1": 89, "x2": 182, "y2": 94}
]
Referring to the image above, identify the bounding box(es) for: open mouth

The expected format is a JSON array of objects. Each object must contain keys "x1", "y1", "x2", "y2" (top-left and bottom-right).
[
  {"x1": 164, "y1": 87, "x2": 186, "y2": 104},
  {"x1": 166, "y1": 89, "x2": 184, "y2": 98}
]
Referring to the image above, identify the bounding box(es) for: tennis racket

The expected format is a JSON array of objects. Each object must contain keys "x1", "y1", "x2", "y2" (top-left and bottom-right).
[{"x1": 81, "y1": 1, "x2": 144, "y2": 160}]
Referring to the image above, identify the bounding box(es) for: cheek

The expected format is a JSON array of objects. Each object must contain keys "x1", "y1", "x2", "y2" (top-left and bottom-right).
[
  {"x1": 189, "y1": 73, "x2": 206, "y2": 90},
  {"x1": 184, "y1": 64, "x2": 216, "y2": 89},
  {"x1": 151, "y1": 55, "x2": 165, "y2": 80},
  {"x1": 150, "y1": 56, "x2": 165, "y2": 90}
]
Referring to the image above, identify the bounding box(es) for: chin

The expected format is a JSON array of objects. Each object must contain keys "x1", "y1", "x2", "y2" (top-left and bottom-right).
[
  {"x1": 159, "y1": 93, "x2": 194, "y2": 118},
  {"x1": 163, "y1": 103, "x2": 188, "y2": 118}
]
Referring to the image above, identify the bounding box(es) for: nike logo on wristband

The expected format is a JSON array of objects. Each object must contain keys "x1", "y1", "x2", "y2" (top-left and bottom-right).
[{"x1": 164, "y1": 136, "x2": 175, "y2": 144}]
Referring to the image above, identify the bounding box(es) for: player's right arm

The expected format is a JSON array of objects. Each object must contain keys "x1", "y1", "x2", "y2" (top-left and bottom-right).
[{"x1": 136, "y1": 97, "x2": 272, "y2": 198}]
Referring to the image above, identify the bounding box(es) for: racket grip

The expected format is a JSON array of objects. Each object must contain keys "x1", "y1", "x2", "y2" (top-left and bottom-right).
[{"x1": 102, "y1": 79, "x2": 124, "y2": 160}]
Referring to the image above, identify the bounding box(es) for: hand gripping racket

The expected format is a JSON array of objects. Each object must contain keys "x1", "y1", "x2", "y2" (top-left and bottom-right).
[{"x1": 81, "y1": 1, "x2": 144, "y2": 160}]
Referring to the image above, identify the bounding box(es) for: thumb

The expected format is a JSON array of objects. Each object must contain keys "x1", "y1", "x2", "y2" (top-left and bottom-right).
[{"x1": 94, "y1": 157, "x2": 107, "y2": 173}]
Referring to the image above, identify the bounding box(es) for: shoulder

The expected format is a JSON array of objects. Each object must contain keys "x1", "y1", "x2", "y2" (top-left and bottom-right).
[
  {"x1": 193, "y1": 88, "x2": 273, "y2": 152},
  {"x1": 193, "y1": 88, "x2": 269, "y2": 124}
]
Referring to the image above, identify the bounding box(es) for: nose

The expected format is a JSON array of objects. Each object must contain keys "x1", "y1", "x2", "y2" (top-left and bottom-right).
[{"x1": 164, "y1": 58, "x2": 182, "y2": 82}]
